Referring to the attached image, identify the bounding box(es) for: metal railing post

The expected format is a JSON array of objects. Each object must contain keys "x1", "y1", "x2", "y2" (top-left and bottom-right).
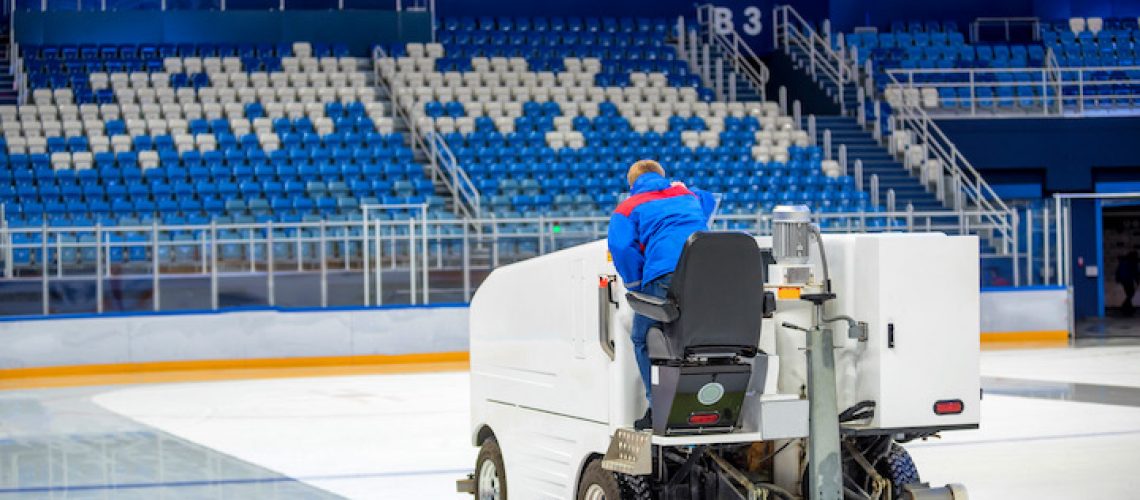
[
  {"x1": 375, "y1": 219, "x2": 383, "y2": 305},
  {"x1": 1043, "y1": 205, "x2": 1052, "y2": 284},
  {"x1": 702, "y1": 44, "x2": 711, "y2": 85},
  {"x1": 41, "y1": 224, "x2": 48, "y2": 315},
  {"x1": 872, "y1": 100, "x2": 882, "y2": 141},
  {"x1": 715, "y1": 58, "x2": 724, "y2": 101},
  {"x1": 95, "y1": 223, "x2": 103, "y2": 314},
  {"x1": 807, "y1": 115, "x2": 816, "y2": 145},
  {"x1": 1026, "y1": 208, "x2": 1034, "y2": 285},
  {"x1": 408, "y1": 218, "x2": 417, "y2": 305},
  {"x1": 792, "y1": 100, "x2": 801, "y2": 127},
  {"x1": 362, "y1": 210, "x2": 370, "y2": 306},
  {"x1": 319, "y1": 220, "x2": 328, "y2": 308},
  {"x1": 729, "y1": 72, "x2": 737, "y2": 102},
  {"x1": 886, "y1": 188, "x2": 896, "y2": 213},
  {"x1": 421, "y1": 208, "x2": 429, "y2": 304},
  {"x1": 266, "y1": 221, "x2": 275, "y2": 306},
  {"x1": 462, "y1": 223, "x2": 471, "y2": 302},
  {"x1": 906, "y1": 203, "x2": 914, "y2": 232},
  {"x1": 838, "y1": 144, "x2": 847, "y2": 174},
  {"x1": 779, "y1": 86, "x2": 787, "y2": 115},
  {"x1": 210, "y1": 221, "x2": 218, "y2": 310},
  {"x1": 689, "y1": 29, "x2": 698, "y2": 73},
  {"x1": 854, "y1": 159, "x2": 863, "y2": 191},
  {"x1": 1054, "y1": 198, "x2": 1062, "y2": 286},
  {"x1": 677, "y1": 16, "x2": 687, "y2": 61},
  {"x1": 1012, "y1": 210, "x2": 1021, "y2": 286},
  {"x1": 823, "y1": 129, "x2": 832, "y2": 160},
  {"x1": 870, "y1": 174, "x2": 879, "y2": 208},
  {"x1": 152, "y1": 221, "x2": 161, "y2": 311}
]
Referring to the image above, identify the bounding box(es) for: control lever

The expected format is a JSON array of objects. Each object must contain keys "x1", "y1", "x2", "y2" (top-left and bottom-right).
[{"x1": 781, "y1": 322, "x2": 809, "y2": 333}]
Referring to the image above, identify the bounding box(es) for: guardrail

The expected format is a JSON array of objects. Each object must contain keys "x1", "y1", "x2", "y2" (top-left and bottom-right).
[
  {"x1": 773, "y1": 4, "x2": 858, "y2": 114},
  {"x1": 370, "y1": 46, "x2": 481, "y2": 219},
  {"x1": 426, "y1": 132, "x2": 481, "y2": 217},
  {"x1": 0, "y1": 208, "x2": 1022, "y2": 316},
  {"x1": 886, "y1": 100, "x2": 1018, "y2": 274},
  {"x1": 693, "y1": 4, "x2": 769, "y2": 102},
  {"x1": 883, "y1": 63, "x2": 1140, "y2": 118}
]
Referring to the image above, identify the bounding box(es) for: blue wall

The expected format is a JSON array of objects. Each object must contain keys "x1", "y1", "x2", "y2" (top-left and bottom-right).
[
  {"x1": 14, "y1": 10, "x2": 430, "y2": 53},
  {"x1": 936, "y1": 117, "x2": 1140, "y2": 193},
  {"x1": 936, "y1": 117, "x2": 1140, "y2": 320}
]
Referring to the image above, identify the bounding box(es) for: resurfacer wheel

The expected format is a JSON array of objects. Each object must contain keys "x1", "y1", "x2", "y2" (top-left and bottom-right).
[
  {"x1": 578, "y1": 460, "x2": 622, "y2": 500},
  {"x1": 476, "y1": 437, "x2": 507, "y2": 500},
  {"x1": 880, "y1": 443, "x2": 921, "y2": 499}
]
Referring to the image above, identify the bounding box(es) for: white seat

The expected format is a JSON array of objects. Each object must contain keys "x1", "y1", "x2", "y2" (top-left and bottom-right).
[
  {"x1": 138, "y1": 150, "x2": 160, "y2": 169},
  {"x1": 292, "y1": 42, "x2": 312, "y2": 58},
  {"x1": 1069, "y1": 17, "x2": 1086, "y2": 33},
  {"x1": 1086, "y1": 17, "x2": 1103, "y2": 34},
  {"x1": 50, "y1": 152, "x2": 71, "y2": 170},
  {"x1": 87, "y1": 135, "x2": 110, "y2": 153},
  {"x1": 72, "y1": 152, "x2": 94, "y2": 170},
  {"x1": 195, "y1": 134, "x2": 217, "y2": 152},
  {"x1": 5, "y1": 136, "x2": 27, "y2": 153},
  {"x1": 111, "y1": 135, "x2": 132, "y2": 153}
]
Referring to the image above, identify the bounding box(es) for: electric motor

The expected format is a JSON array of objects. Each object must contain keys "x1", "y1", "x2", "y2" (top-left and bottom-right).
[{"x1": 772, "y1": 205, "x2": 812, "y2": 265}]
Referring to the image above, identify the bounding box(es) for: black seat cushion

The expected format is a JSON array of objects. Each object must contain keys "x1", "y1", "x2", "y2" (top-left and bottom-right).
[{"x1": 664, "y1": 231, "x2": 765, "y2": 358}]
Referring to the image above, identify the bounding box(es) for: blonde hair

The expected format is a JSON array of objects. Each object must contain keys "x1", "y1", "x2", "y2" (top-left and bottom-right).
[{"x1": 627, "y1": 159, "x2": 666, "y2": 186}]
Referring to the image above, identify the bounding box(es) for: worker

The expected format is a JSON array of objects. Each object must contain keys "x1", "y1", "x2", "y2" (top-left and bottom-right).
[{"x1": 607, "y1": 159, "x2": 717, "y2": 429}]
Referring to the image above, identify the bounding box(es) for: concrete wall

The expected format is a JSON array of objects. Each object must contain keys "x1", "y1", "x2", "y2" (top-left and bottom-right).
[{"x1": 0, "y1": 305, "x2": 468, "y2": 369}]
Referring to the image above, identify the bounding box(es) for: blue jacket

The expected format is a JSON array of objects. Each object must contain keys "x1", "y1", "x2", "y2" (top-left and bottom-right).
[{"x1": 607, "y1": 173, "x2": 717, "y2": 291}]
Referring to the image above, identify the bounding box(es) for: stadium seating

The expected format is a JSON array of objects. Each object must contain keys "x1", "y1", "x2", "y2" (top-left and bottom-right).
[
  {"x1": 0, "y1": 41, "x2": 466, "y2": 267},
  {"x1": 378, "y1": 17, "x2": 866, "y2": 225},
  {"x1": 847, "y1": 17, "x2": 1140, "y2": 113},
  {"x1": 0, "y1": 41, "x2": 448, "y2": 235}
]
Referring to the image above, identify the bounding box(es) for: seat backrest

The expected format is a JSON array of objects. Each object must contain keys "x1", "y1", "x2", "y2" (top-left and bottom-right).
[{"x1": 665, "y1": 231, "x2": 765, "y2": 357}]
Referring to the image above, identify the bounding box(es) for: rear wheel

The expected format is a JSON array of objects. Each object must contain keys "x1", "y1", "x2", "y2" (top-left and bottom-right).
[
  {"x1": 476, "y1": 437, "x2": 507, "y2": 500},
  {"x1": 577, "y1": 460, "x2": 654, "y2": 500},
  {"x1": 878, "y1": 443, "x2": 921, "y2": 499}
]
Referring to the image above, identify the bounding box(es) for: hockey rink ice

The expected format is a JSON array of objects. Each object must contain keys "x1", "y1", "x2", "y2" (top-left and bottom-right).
[{"x1": 2, "y1": 344, "x2": 1139, "y2": 499}]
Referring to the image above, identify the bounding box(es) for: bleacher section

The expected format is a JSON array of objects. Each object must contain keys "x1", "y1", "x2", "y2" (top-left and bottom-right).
[
  {"x1": 845, "y1": 17, "x2": 1140, "y2": 113},
  {"x1": 379, "y1": 17, "x2": 871, "y2": 228},
  {"x1": 0, "y1": 41, "x2": 464, "y2": 267}
]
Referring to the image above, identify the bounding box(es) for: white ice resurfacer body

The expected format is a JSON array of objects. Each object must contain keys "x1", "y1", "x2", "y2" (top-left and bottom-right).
[{"x1": 464, "y1": 223, "x2": 978, "y2": 500}]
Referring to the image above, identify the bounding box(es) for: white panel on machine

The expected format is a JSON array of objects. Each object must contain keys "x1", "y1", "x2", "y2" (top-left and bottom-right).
[{"x1": 835, "y1": 234, "x2": 981, "y2": 430}]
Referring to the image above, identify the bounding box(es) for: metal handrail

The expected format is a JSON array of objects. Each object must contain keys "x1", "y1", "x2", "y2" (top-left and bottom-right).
[
  {"x1": 694, "y1": 3, "x2": 769, "y2": 102},
  {"x1": 882, "y1": 64, "x2": 1140, "y2": 118},
  {"x1": 884, "y1": 97, "x2": 1016, "y2": 258},
  {"x1": 427, "y1": 131, "x2": 481, "y2": 217},
  {"x1": 371, "y1": 46, "x2": 480, "y2": 219},
  {"x1": 0, "y1": 207, "x2": 1021, "y2": 314},
  {"x1": 773, "y1": 4, "x2": 859, "y2": 113}
]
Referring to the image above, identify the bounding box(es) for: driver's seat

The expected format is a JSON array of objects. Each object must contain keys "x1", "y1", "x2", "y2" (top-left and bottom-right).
[{"x1": 626, "y1": 231, "x2": 770, "y2": 435}]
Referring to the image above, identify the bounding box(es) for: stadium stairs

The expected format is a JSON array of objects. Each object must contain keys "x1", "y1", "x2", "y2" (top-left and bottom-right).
[
  {"x1": 757, "y1": 37, "x2": 1006, "y2": 264},
  {"x1": 0, "y1": 27, "x2": 15, "y2": 105}
]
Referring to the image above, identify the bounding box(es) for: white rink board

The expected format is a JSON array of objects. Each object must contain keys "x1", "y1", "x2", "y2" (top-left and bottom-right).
[{"x1": 0, "y1": 305, "x2": 469, "y2": 369}]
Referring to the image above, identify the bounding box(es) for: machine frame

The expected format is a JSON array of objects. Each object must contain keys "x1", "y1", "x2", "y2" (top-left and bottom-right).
[{"x1": 460, "y1": 226, "x2": 978, "y2": 500}]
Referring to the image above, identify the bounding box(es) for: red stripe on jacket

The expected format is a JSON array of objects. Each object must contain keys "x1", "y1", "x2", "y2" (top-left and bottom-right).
[{"x1": 613, "y1": 185, "x2": 696, "y2": 217}]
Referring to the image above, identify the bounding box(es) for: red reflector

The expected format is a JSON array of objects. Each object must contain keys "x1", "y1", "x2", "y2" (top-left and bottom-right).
[
  {"x1": 688, "y1": 412, "x2": 720, "y2": 425},
  {"x1": 933, "y1": 400, "x2": 964, "y2": 415}
]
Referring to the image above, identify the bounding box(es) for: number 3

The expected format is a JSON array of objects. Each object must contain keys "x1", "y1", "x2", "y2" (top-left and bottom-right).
[{"x1": 742, "y1": 6, "x2": 763, "y2": 36}]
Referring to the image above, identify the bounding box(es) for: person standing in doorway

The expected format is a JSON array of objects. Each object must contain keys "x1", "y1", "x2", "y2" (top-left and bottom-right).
[{"x1": 1115, "y1": 250, "x2": 1139, "y2": 315}]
